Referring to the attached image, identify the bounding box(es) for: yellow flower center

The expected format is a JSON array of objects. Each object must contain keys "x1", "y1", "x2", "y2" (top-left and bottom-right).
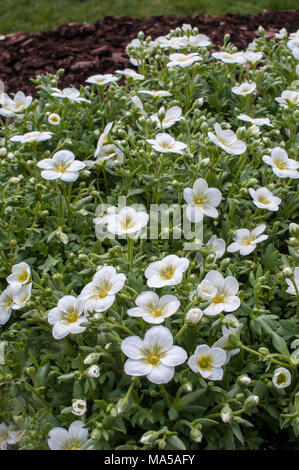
[
  {"x1": 61, "y1": 309, "x2": 79, "y2": 323},
  {"x1": 217, "y1": 136, "x2": 230, "y2": 146},
  {"x1": 147, "y1": 354, "x2": 160, "y2": 365},
  {"x1": 159, "y1": 264, "x2": 175, "y2": 280},
  {"x1": 6, "y1": 297, "x2": 13, "y2": 307},
  {"x1": 257, "y1": 195, "x2": 269, "y2": 204},
  {"x1": 151, "y1": 308, "x2": 163, "y2": 317},
  {"x1": 197, "y1": 354, "x2": 213, "y2": 371},
  {"x1": 193, "y1": 195, "x2": 205, "y2": 206},
  {"x1": 17, "y1": 270, "x2": 28, "y2": 283},
  {"x1": 275, "y1": 159, "x2": 287, "y2": 170},
  {"x1": 120, "y1": 216, "x2": 136, "y2": 230},
  {"x1": 142, "y1": 342, "x2": 165, "y2": 366},
  {"x1": 212, "y1": 294, "x2": 225, "y2": 304},
  {"x1": 276, "y1": 373, "x2": 287, "y2": 385},
  {"x1": 97, "y1": 280, "x2": 111, "y2": 299}
]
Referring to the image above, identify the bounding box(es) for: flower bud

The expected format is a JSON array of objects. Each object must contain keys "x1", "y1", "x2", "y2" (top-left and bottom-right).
[
  {"x1": 0, "y1": 147, "x2": 7, "y2": 156},
  {"x1": 186, "y1": 308, "x2": 203, "y2": 324},
  {"x1": 244, "y1": 395, "x2": 259, "y2": 409},
  {"x1": 258, "y1": 347, "x2": 270, "y2": 356},
  {"x1": 84, "y1": 353, "x2": 101, "y2": 365},
  {"x1": 283, "y1": 267, "x2": 293, "y2": 278},
  {"x1": 221, "y1": 405, "x2": 232, "y2": 423},
  {"x1": 190, "y1": 427, "x2": 203, "y2": 443},
  {"x1": 238, "y1": 374, "x2": 252, "y2": 386},
  {"x1": 140, "y1": 431, "x2": 157, "y2": 445},
  {"x1": 87, "y1": 365, "x2": 100, "y2": 378}
]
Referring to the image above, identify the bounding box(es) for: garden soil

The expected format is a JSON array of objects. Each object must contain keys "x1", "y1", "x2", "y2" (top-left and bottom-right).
[{"x1": 1, "y1": 10, "x2": 299, "y2": 96}]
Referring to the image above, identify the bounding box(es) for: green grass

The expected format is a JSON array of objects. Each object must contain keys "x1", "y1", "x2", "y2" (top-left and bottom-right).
[{"x1": 0, "y1": 0, "x2": 297, "y2": 34}]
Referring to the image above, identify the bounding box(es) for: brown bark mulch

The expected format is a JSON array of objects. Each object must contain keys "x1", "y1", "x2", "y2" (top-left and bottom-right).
[{"x1": 0, "y1": 10, "x2": 299, "y2": 96}]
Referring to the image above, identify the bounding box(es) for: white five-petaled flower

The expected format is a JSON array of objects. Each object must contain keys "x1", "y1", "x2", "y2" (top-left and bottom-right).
[
  {"x1": 7, "y1": 262, "x2": 31, "y2": 287},
  {"x1": 198, "y1": 271, "x2": 240, "y2": 316},
  {"x1": 206, "y1": 235, "x2": 226, "y2": 261},
  {"x1": 188, "y1": 344, "x2": 227, "y2": 380},
  {"x1": 128, "y1": 291, "x2": 180, "y2": 324},
  {"x1": 213, "y1": 315, "x2": 241, "y2": 364},
  {"x1": 272, "y1": 367, "x2": 292, "y2": 389},
  {"x1": 131, "y1": 95, "x2": 147, "y2": 116},
  {"x1": 86, "y1": 74, "x2": 118, "y2": 86},
  {"x1": 0, "y1": 423, "x2": 25, "y2": 450},
  {"x1": 183, "y1": 178, "x2": 222, "y2": 222},
  {"x1": 145, "y1": 254, "x2": 189, "y2": 288},
  {"x1": 237, "y1": 114, "x2": 273, "y2": 127},
  {"x1": 72, "y1": 400, "x2": 87, "y2": 416},
  {"x1": 115, "y1": 69, "x2": 144, "y2": 80},
  {"x1": 48, "y1": 295, "x2": 87, "y2": 340},
  {"x1": 150, "y1": 106, "x2": 182, "y2": 129},
  {"x1": 227, "y1": 224, "x2": 268, "y2": 256},
  {"x1": 106, "y1": 206, "x2": 149, "y2": 236},
  {"x1": 37, "y1": 150, "x2": 86, "y2": 182},
  {"x1": 0, "y1": 91, "x2": 32, "y2": 118},
  {"x1": 167, "y1": 52, "x2": 202, "y2": 68},
  {"x1": 48, "y1": 113, "x2": 61, "y2": 125},
  {"x1": 10, "y1": 131, "x2": 53, "y2": 144},
  {"x1": 87, "y1": 365, "x2": 100, "y2": 378},
  {"x1": 275, "y1": 90, "x2": 299, "y2": 108},
  {"x1": 48, "y1": 421, "x2": 92, "y2": 450},
  {"x1": 146, "y1": 133, "x2": 187, "y2": 154},
  {"x1": 212, "y1": 51, "x2": 246, "y2": 64},
  {"x1": 287, "y1": 38, "x2": 299, "y2": 60},
  {"x1": 285, "y1": 267, "x2": 299, "y2": 296},
  {"x1": 249, "y1": 187, "x2": 281, "y2": 211},
  {"x1": 86, "y1": 144, "x2": 123, "y2": 168},
  {"x1": 262, "y1": 147, "x2": 299, "y2": 179},
  {"x1": 121, "y1": 325, "x2": 187, "y2": 384},
  {"x1": 208, "y1": 123, "x2": 247, "y2": 155},
  {"x1": 232, "y1": 81, "x2": 256, "y2": 96},
  {"x1": 243, "y1": 51, "x2": 263, "y2": 64},
  {"x1": 51, "y1": 87, "x2": 89, "y2": 103},
  {"x1": 0, "y1": 283, "x2": 31, "y2": 325},
  {"x1": 177, "y1": 34, "x2": 211, "y2": 48},
  {"x1": 79, "y1": 266, "x2": 126, "y2": 314},
  {"x1": 138, "y1": 90, "x2": 172, "y2": 98}
]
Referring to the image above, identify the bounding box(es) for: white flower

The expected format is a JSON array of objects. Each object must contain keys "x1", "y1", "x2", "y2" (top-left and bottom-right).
[
  {"x1": 167, "y1": 52, "x2": 202, "y2": 68},
  {"x1": 37, "y1": 150, "x2": 86, "y2": 182},
  {"x1": 131, "y1": 95, "x2": 147, "y2": 116},
  {"x1": 213, "y1": 315, "x2": 241, "y2": 364},
  {"x1": 200, "y1": 271, "x2": 240, "y2": 316},
  {"x1": 275, "y1": 28, "x2": 288, "y2": 39},
  {"x1": 48, "y1": 113, "x2": 61, "y2": 125},
  {"x1": 185, "y1": 308, "x2": 203, "y2": 324},
  {"x1": 275, "y1": 90, "x2": 299, "y2": 108},
  {"x1": 115, "y1": 69, "x2": 144, "y2": 80},
  {"x1": 244, "y1": 51, "x2": 263, "y2": 64},
  {"x1": 72, "y1": 400, "x2": 87, "y2": 416},
  {"x1": 212, "y1": 51, "x2": 246, "y2": 64},
  {"x1": 87, "y1": 365, "x2": 100, "y2": 378},
  {"x1": 231, "y1": 81, "x2": 256, "y2": 96},
  {"x1": 196, "y1": 279, "x2": 217, "y2": 301},
  {"x1": 121, "y1": 325, "x2": 187, "y2": 384},
  {"x1": 289, "y1": 29, "x2": 299, "y2": 40},
  {"x1": 51, "y1": 87, "x2": 89, "y2": 103},
  {"x1": 178, "y1": 34, "x2": 211, "y2": 48},
  {"x1": 106, "y1": 206, "x2": 149, "y2": 236},
  {"x1": 272, "y1": 367, "x2": 292, "y2": 389},
  {"x1": 285, "y1": 267, "x2": 299, "y2": 295},
  {"x1": 0, "y1": 286, "x2": 17, "y2": 325},
  {"x1": 287, "y1": 38, "x2": 299, "y2": 60},
  {"x1": 239, "y1": 375, "x2": 251, "y2": 386},
  {"x1": 227, "y1": 224, "x2": 268, "y2": 256},
  {"x1": 145, "y1": 254, "x2": 189, "y2": 288},
  {"x1": 188, "y1": 344, "x2": 226, "y2": 380},
  {"x1": 249, "y1": 187, "x2": 281, "y2": 211},
  {"x1": 87, "y1": 144, "x2": 123, "y2": 168},
  {"x1": 94, "y1": 122, "x2": 113, "y2": 156},
  {"x1": 183, "y1": 178, "x2": 222, "y2": 221},
  {"x1": 206, "y1": 235, "x2": 226, "y2": 261},
  {"x1": 10, "y1": 131, "x2": 53, "y2": 144},
  {"x1": 262, "y1": 147, "x2": 299, "y2": 179},
  {"x1": 146, "y1": 133, "x2": 187, "y2": 154},
  {"x1": 0, "y1": 423, "x2": 25, "y2": 450},
  {"x1": 93, "y1": 205, "x2": 118, "y2": 239},
  {"x1": 150, "y1": 106, "x2": 182, "y2": 129},
  {"x1": 128, "y1": 291, "x2": 180, "y2": 324},
  {"x1": 7, "y1": 262, "x2": 31, "y2": 287},
  {"x1": 79, "y1": 266, "x2": 126, "y2": 314},
  {"x1": 138, "y1": 90, "x2": 172, "y2": 98},
  {"x1": 237, "y1": 114, "x2": 273, "y2": 127},
  {"x1": 48, "y1": 421, "x2": 92, "y2": 450},
  {"x1": 12, "y1": 283, "x2": 32, "y2": 310},
  {"x1": 0, "y1": 91, "x2": 32, "y2": 118},
  {"x1": 86, "y1": 74, "x2": 118, "y2": 86},
  {"x1": 208, "y1": 123, "x2": 247, "y2": 155},
  {"x1": 48, "y1": 295, "x2": 87, "y2": 340}
]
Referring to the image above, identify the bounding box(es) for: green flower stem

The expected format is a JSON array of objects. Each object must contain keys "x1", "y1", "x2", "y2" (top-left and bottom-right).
[
  {"x1": 61, "y1": 181, "x2": 73, "y2": 229},
  {"x1": 24, "y1": 381, "x2": 51, "y2": 412},
  {"x1": 159, "y1": 385, "x2": 172, "y2": 409},
  {"x1": 174, "y1": 323, "x2": 187, "y2": 343},
  {"x1": 240, "y1": 344, "x2": 295, "y2": 369}
]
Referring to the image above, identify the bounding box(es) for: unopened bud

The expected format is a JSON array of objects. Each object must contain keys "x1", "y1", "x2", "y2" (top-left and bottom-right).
[{"x1": 186, "y1": 308, "x2": 203, "y2": 324}]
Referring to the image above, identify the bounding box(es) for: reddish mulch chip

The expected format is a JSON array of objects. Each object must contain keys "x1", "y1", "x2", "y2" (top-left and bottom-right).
[{"x1": 0, "y1": 10, "x2": 299, "y2": 96}]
